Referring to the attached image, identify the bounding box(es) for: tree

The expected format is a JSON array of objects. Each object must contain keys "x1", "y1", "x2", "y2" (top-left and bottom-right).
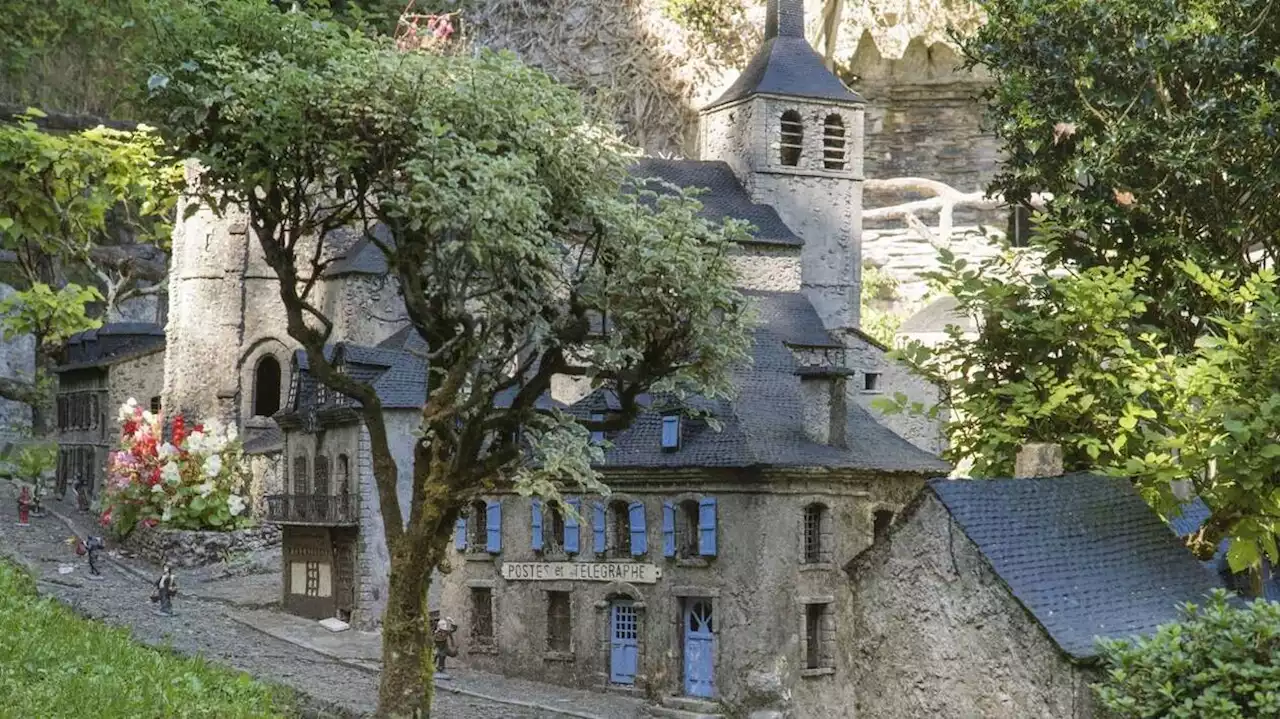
[
  {"x1": 0, "y1": 112, "x2": 181, "y2": 435},
  {"x1": 144, "y1": 4, "x2": 752, "y2": 715},
  {"x1": 960, "y1": 0, "x2": 1280, "y2": 350}
]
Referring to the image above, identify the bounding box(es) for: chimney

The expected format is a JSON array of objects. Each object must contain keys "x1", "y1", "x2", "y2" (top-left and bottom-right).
[
  {"x1": 1014, "y1": 443, "x2": 1064, "y2": 478},
  {"x1": 797, "y1": 367, "x2": 850, "y2": 448},
  {"x1": 765, "y1": 0, "x2": 805, "y2": 40}
]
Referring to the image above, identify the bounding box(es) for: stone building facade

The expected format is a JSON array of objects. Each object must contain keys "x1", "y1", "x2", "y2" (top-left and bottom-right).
[{"x1": 52, "y1": 323, "x2": 166, "y2": 501}]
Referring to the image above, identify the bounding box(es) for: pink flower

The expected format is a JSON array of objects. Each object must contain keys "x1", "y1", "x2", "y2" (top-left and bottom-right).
[{"x1": 100, "y1": 508, "x2": 113, "y2": 527}]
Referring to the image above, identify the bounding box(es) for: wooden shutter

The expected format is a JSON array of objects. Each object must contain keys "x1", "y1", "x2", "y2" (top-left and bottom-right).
[
  {"x1": 455, "y1": 517, "x2": 468, "y2": 551},
  {"x1": 662, "y1": 502, "x2": 676, "y2": 557},
  {"x1": 698, "y1": 497, "x2": 717, "y2": 556},
  {"x1": 486, "y1": 500, "x2": 502, "y2": 553},
  {"x1": 629, "y1": 502, "x2": 647, "y2": 556},
  {"x1": 593, "y1": 502, "x2": 607, "y2": 553},
  {"x1": 564, "y1": 497, "x2": 581, "y2": 553},
  {"x1": 531, "y1": 498, "x2": 543, "y2": 551}
]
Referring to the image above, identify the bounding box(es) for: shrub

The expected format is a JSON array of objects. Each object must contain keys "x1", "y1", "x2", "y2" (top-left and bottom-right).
[
  {"x1": 101, "y1": 399, "x2": 252, "y2": 536},
  {"x1": 1093, "y1": 589, "x2": 1280, "y2": 718}
]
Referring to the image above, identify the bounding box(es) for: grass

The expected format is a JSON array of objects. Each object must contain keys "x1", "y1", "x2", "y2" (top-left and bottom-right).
[{"x1": 0, "y1": 560, "x2": 291, "y2": 718}]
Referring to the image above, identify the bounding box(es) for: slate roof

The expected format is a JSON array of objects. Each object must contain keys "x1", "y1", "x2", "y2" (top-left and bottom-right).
[
  {"x1": 629, "y1": 159, "x2": 802, "y2": 246},
  {"x1": 705, "y1": 0, "x2": 863, "y2": 110},
  {"x1": 929, "y1": 473, "x2": 1226, "y2": 660},
  {"x1": 57, "y1": 323, "x2": 166, "y2": 372},
  {"x1": 570, "y1": 290, "x2": 948, "y2": 474},
  {"x1": 898, "y1": 296, "x2": 976, "y2": 335},
  {"x1": 1170, "y1": 498, "x2": 1280, "y2": 601},
  {"x1": 242, "y1": 423, "x2": 283, "y2": 455},
  {"x1": 323, "y1": 224, "x2": 393, "y2": 277},
  {"x1": 288, "y1": 340, "x2": 426, "y2": 415}
]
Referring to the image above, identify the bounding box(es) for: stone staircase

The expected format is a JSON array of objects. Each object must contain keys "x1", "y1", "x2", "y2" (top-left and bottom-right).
[{"x1": 643, "y1": 696, "x2": 726, "y2": 719}]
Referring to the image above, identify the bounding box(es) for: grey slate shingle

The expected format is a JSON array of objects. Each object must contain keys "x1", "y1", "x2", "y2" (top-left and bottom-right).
[
  {"x1": 898, "y1": 296, "x2": 976, "y2": 335},
  {"x1": 929, "y1": 473, "x2": 1226, "y2": 660},
  {"x1": 57, "y1": 322, "x2": 165, "y2": 371}
]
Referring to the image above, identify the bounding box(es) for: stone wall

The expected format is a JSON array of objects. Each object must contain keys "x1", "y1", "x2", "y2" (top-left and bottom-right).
[
  {"x1": 847, "y1": 492, "x2": 1099, "y2": 718},
  {"x1": 863, "y1": 226, "x2": 1003, "y2": 309},
  {"x1": 437, "y1": 468, "x2": 929, "y2": 716},
  {"x1": 107, "y1": 350, "x2": 165, "y2": 427},
  {"x1": 124, "y1": 522, "x2": 282, "y2": 569},
  {"x1": 0, "y1": 283, "x2": 34, "y2": 440}
]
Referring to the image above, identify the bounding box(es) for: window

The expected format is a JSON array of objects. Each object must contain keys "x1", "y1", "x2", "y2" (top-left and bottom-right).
[
  {"x1": 314, "y1": 455, "x2": 330, "y2": 496},
  {"x1": 292, "y1": 456, "x2": 309, "y2": 496},
  {"x1": 469, "y1": 500, "x2": 488, "y2": 549},
  {"x1": 803, "y1": 503, "x2": 830, "y2": 564},
  {"x1": 873, "y1": 509, "x2": 894, "y2": 543},
  {"x1": 149, "y1": 396, "x2": 162, "y2": 414},
  {"x1": 470, "y1": 587, "x2": 494, "y2": 645},
  {"x1": 546, "y1": 591, "x2": 572, "y2": 652},
  {"x1": 803, "y1": 602, "x2": 834, "y2": 670},
  {"x1": 863, "y1": 372, "x2": 880, "y2": 392},
  {"x1": 780, "y1": 110, "x2": 803, "y2": 166},
  {"x1": 253, "y1": 356, "x2": 282, "y2": 417},
  {"x1": 661, "y1": 415, "x2": 681, "y2": 450},
  {"x1": 545, "y1": 502, "x2": 566, "y2": 551},
  {"x1": 336, "y1": 455, "x2": 350, "y2": 496},
  {"x1": 822, "y1": 113, "x2": 846, "y2": 170},
  {"x1": 590, "y1": 413, "x2": 605, "y2": 445},
  {"x1": 678, "y1": 500, "x2": 699, "y2": 558},
  {"x1": 608, "y1": 500, "x2": 631, "y2": 557}
]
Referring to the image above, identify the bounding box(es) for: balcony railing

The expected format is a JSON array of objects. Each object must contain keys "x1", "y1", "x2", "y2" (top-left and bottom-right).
[{"x1": 265, "y1": 494, "x2": 358, "y2": 526}]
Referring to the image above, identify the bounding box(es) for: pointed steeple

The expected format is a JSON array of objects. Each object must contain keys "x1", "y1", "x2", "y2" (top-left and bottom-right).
[{"x1": 706, "y1": 0, "x2": 862, "y2": 110}]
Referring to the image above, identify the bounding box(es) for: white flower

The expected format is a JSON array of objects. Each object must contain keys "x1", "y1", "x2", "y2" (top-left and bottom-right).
[
  {"x1": 227, "y1": 424, "x2": 238, "y2": 442},
  {"x1": 141, "y1": 411, "x2": 156, "y2": 425},
  {"x1": 151, "y1": 483, "x2": 165, "y2": 493},
  {"x1": 185, "y1": 431, "x2": 207, "y2": 453},
  {"x1": 161, "y1": 506, "x2": 173, "y2": 522},
  {"x1": 158, "y1": 443, "x2": 179, "y2": 458},
  {"x1": 161, "y1": 462, "x2": 181, "y2": 485},
  {"x1": 227, "y1": 494, "x2": 246, "y2": 517},
  {"x1": 203, "y1": 455, "x2": 223, "y2": 478},
  {"x1": 196, "y1": 481, "x2": 215, "y2": 498}
]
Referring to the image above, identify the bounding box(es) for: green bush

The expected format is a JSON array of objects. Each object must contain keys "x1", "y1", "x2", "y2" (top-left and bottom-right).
[
  {"x1": 0, "y1": 560, "x2": 289, "y2": 717},
  {"x1": 1093, "y1": 589, "x2": 1280, "y2": 718}
]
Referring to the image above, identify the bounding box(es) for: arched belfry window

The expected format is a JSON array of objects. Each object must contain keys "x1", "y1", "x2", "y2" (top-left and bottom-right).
[
  {"x1": 780, "y1": 110, "x2": 804, "y2": 167},
  {"x1": 253, "y1": 356, "x2": 282, "y2": 417},
  {"x1": 823, "y1": 114, "x2": 846, "y2": 170}
]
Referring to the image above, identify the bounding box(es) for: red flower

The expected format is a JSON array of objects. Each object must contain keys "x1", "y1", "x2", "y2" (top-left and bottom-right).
[
  {"x1": 142, "y1": 518, "x2": 158, "y2": 528},
  {"x1": 193, "y1": 423, "x2": 204, "y2": 434},
  {"x1": 100, "y1": 508, "x2": 113, "y2": 527},
  {"x1": 122, "y1": 419, "x2": 138, "y2": 437},
  {"x1": 172, "y1": 414, "x2": 186, "y2": 446},
  {"x1": 148, "y1": 467, "x2": 162, "y2": 486}
]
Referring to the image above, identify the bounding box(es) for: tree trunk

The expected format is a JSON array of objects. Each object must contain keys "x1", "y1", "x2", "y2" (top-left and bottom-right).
[{"x1": 377, "y1": 538, "x2": 441, "y2": 718}]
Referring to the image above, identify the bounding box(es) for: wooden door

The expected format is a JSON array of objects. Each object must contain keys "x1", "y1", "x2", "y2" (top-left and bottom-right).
[{"x1": 283, "y1": 527, "x2": 335, "y2": 619}]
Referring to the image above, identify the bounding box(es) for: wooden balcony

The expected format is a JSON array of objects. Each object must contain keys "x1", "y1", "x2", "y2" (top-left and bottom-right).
[{"x1": 265, "y1": 494, "x2": 358, "y2": 526}]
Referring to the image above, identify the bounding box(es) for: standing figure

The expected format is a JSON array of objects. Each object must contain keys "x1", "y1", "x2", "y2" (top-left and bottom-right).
[
  {"x1": 432, "y1": 618, "x2": 458, "y2": 678},
  {"x1": 73, "y1": 476, "x2": 91, "y2": 512},
  {"x1": 84, "y1": 536, "x2": 106, "y2": 580},
  {"x1": 16, "y1": 486, "x2": 30, "y2": 526},
  {"x1": 152, "y1": 565, "x2": 178, "y2": 616}
]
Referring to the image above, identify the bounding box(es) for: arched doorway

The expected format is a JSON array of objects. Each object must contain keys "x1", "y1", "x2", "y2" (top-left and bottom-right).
[
  {"x1": 609, "y1": 599, "x2": 639, "y2": 685},
  {"x1": 683, "y1": 598, "x2": 715, "y2": 697}
]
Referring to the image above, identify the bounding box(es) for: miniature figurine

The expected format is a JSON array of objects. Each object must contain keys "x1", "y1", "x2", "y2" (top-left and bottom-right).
[
  {"x1": 432, "y1": 617, "x2": 458, "y2": 678},
  {"x1": 152, "y1": 565, "x2": 178, "y2": 616},
  {"x1": 84, "y1": 536, "x2": 106, "y2": 580},
  {"x1": 16, "y1": 485, "x2": 30, "y2": 526},
  {"x1": 73, "y1": 476, "x2": 91, "y2": 512}
]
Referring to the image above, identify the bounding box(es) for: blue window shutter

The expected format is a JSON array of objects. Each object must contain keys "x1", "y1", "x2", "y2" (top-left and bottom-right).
[
  {"x1": 629, "y1": 502, "x2": 647, "y2": 556},
  {"x1": 662, "y1": 502, "x2": 676, "y2": 557},
  {"x1": 565, "y1": 497, "x2": 581, "y2": 554},
  {"x1": 531, "y1": 498, "x2": 543, "y2": 551},
  {"x1": 454, "y1": 516, "x2": 467, "y2": 551},
  {"x1": 661, "y1": 415, "x2": 681, "y2": 449},
  {"x1": 486, "y1": 500, "x2": 502, "y2": 553},
  {"x1": 593, "y1": 502, "x2": 607, "y2": 553},
  {"x1": 590, "y1": 413, "x2": 604, "y2": 444},
  {"x1": 698, "y1": 497, "x2": 717, "y2": 556}
]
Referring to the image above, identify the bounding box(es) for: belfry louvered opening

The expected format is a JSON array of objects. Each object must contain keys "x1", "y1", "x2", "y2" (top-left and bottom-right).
[
  {"x1": 822, "y1": 113, "x2": 846, "y2": 170},
  {"x1": 780, "y1": 110, "x2": 804, "y2": 166}
]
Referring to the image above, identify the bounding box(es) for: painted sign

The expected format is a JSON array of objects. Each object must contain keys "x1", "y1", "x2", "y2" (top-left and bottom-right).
[{"x1": 501, "y1": 562, "x2": 662, "y2": 584}]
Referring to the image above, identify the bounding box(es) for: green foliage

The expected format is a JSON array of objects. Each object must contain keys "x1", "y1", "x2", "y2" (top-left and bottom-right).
[
  {"x1": 860, "y1": 262, "x2": 903, "y2": 347},
  {"x1": 962, "y1": 0, "x2": 1280, "y2": 349},
  {"x1": 662, "y1": 0, "x2": 749, "y2": 49},
  {"x1": 1093, "y1": 590, "x2": 1280, "y2": 718},
  {"x1": 0, "y1": 559, "x2": 290, "y2": 717},
  {"x1": 0, "y1": 283, "x2": 102, "y2": 348}
]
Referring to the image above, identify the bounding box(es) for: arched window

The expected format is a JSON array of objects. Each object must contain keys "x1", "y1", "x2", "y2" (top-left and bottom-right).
[
  {"x1": 253, "y1": 356, "x2": 282, "y2": 417},
  {"x1": 803, "y1": 503, "x2": 829, "y2": 563},
  {"x1": 469, "y1": 500, "x2": 488, "y2": 549},
  {"x1": 608, "y1": 500, "x2": 632, "y2": 557},
  {"x1": 544, "y1": 501, "x2": 566, "y2": 551},
  {"x1": 677, "y1": 499, "x2": 700, "y2": 558},
  {"x1": 780, "y1": 110, "x2": 804, "y2": 167},
  {"x1": 822, "y1": 113, "x2": 846, "y2": 170},
  {"x1": 292, "y1": 456, "x2": 309, "y2": 495},
  {"x1": 314, "y1": 455, "x2": 330, "y2": 496},
  {"x1": 336, "y1": 455, "x2": 350, "y2": 497}
]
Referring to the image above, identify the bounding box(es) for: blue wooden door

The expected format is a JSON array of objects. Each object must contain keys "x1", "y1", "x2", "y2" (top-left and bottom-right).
[
  {"x1": 683, "y1": 599, "x2": 715, "y2": 698},
  {"x1": 610, "y1": 601, "x2": 639, "y2": 684}
]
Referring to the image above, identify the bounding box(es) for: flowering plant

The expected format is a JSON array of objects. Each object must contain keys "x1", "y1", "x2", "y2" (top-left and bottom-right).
[{"x1": 100, "y1": 398, "x2": 252, "y2": 537}]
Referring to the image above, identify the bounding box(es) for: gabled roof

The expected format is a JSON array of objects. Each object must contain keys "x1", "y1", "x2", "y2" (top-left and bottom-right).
[
  {"x1": 1171, "y1": 498, "x2": 1280, "y2": 601},
  {"x1": 629, "y1": 159, "x2": 802, "y2": 246},
  {"x1": 704, "y1": 0, "x2": 863, "y2": 111},
  {"x1": 898, "y1": 296, "x2": 977, "y2": 335},
  {"x1": 323, "y1": 224, "x2": 393, "y2": 277},
  {"x1": 287, "y1": 341, "x2": 425, "y2": 414},
  {"x1": 570, "y1": 290, "x2": 948, "y2": 474},
  {"x1": 928, "y1": 474, "x2": 1225, "y2": 660},
  {"x1": 57, "y1": 322, "x2": 165, "y2": 372}
]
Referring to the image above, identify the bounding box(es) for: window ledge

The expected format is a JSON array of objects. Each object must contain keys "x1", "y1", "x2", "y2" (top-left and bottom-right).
[
  {"x1": 464, "y1": 552, "x2": 495, "y2": 562},
  {"x1": 675, "y1": 557, "x2": 711, "y2": 568},
  {"x1": 469, "y1": 642, "x2": 498, "y2": 655},
  {"x1": 799, "y1": 562, "x2": 835, "y2": 573},
  {"x1": 543, "y1": 650, "x2": 576, "y2": 662},
  {"x1": 800, "y1": 667, "x2": 835, "y2": 678}
]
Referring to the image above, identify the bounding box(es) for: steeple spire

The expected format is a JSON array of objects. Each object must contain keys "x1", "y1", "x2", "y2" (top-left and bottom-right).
[{"x1": 765, "y1": 0, "x2": 805, "y2": 40}]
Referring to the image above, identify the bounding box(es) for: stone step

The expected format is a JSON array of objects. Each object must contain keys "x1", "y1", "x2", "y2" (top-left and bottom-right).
[
  {"x1": 643, "y1": 695, "x2": 725, "y2": 719},
  {"x1": 643, "y1": 706, "x2": 724, "y2": 719}
]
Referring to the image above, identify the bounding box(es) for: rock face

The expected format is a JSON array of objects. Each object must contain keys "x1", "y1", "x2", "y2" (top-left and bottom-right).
[{"x1": 124, "y1": 523, "x2": 282, "y2": 569}]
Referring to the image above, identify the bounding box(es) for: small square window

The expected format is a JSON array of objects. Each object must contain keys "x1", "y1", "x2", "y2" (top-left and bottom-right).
[
  {"x1": 863, "y1": 373, "x2": 880, "y2": 392},
  {"x1": 546, "y1": 591, "x2": 572, "y2": 652},
  {"x1": 661, "y1": 415, "x2": 681, "y2": 450},
  {"x1": 149, "y1": 396, "x2": 162, "y2": 414}
]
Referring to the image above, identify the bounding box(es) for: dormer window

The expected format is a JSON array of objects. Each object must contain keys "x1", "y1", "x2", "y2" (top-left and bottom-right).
[
  {"x1": 661, "y1": 415, "x2": 681, "y2": 450},
  {"x1": 822, "y1": 113, "x2": 846, "y2": 170},
  {"x1": 780, "y1": 110, "x2": 803, "y2": 166},
  {"x1": 590, "y1": 413, "x2": 605, "y2": 444}
]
